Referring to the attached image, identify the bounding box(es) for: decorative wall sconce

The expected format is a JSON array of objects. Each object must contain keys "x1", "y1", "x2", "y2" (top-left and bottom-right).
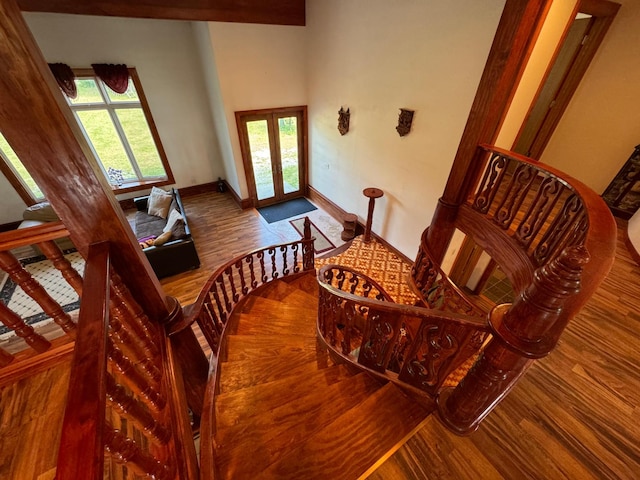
[
  {"x1": 338, "y1": 107, "x2": 350, "y2": 135},
  {"x1": 396, "y1": 108, "x2": 414, "y2": 137}
]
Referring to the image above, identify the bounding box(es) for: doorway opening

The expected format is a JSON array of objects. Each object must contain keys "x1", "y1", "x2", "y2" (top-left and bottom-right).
[
  {"x1": 513, "y1": 0, "x2": 620, "y2": 159},
  {"x1": 236, "y1": 106, "x2": 308, "y2": 208}
]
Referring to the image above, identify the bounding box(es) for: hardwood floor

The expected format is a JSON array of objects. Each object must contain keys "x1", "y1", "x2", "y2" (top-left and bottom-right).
[{"x1": 167, "y1": 193, "x2": 640, "y2": 479}]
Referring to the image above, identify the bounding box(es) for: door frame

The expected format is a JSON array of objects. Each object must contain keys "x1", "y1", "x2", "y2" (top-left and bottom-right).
[
  {"x1": 235, "y1": 105, "x2": 308, "y2": 208},
  {"x1": 512, "y1": 0, "x2": 620, "y2": 159}
]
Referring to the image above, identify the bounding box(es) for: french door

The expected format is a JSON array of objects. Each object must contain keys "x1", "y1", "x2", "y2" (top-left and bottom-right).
[{"x1": 236, "y1": 106, "x2": 308, "y2": 208}]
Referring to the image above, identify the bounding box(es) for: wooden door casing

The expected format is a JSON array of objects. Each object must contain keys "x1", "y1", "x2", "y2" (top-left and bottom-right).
[{"x1": 236, "y1": 106, "x2": 308, "y2": 208}]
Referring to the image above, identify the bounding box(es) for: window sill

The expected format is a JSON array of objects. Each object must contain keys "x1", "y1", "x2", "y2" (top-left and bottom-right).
[{"x1": 110, "y1": 178, "x2": 173, "y2": 195}]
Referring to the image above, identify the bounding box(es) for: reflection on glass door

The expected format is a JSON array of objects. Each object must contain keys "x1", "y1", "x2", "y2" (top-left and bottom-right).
[
  {"x1": 237, "y1": 107, "x2": 307, "y2": 208},
  {"x1": 247, "y1": 120, "x2": 275, "y2": 201},
  {"x1": 278, "y1": 116, "x2": 300, "y2": 195}
]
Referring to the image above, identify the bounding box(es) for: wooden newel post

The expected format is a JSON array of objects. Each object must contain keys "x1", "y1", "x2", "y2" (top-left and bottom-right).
[
  {"x1": 302, "y1": 216, "x2": 315, "y2": 271},
  {"x1": 437, "y1": 246, "x2": 589, "y2": 434}
]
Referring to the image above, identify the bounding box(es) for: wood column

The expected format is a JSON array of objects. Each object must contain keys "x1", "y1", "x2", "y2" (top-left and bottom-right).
[
  {"x1": 425, "y1": 0, "x2": 552, "y2": 263},
  {"x1": 0, "y1": 0, "x2": 168, "y2": 321}
]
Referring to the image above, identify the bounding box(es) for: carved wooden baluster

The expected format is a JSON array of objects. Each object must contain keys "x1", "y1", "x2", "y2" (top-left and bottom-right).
[
  {"x1": 104, "y1": 423, "x2": 172, "y2": 480},
  {"x1": 109, "y1": 271, "x2": 159, "y2": 357},
  {"x1": 225, "y1": 266, "x2": 238, "y2": 303},
  {"x1": 302, "y1": 216, "x2": 315, "y2": 270},
  {"x1": 0, "y1": 346, "x2": 15, "y2": 367},
  {"x1": 197, "y1": 304, "x2": 220, "y2": 351},
  {"x1": 107, "y1": 337, "x2": 166, "y2": 414},
  {"x1": 438, "y1": 246, "x2": 589, "y2": 434},
  {"x1": 236, "y1": 259, "x2": 248, "y2": 295},
  {"x1": 0, "y1": 302, "x2": 51, "y2": 353},
  {"x1": 37, "y1": 240, "x2": 83, "y2": 295},
  {"x1": 247, "y1": 255, "x2": 258, "y2": 289},
  {"x1": 108, "y1": 313, "x2": 162, "y2": 387},
  {"x1": 106, "y1": 374, "x2": 171, "y2": 445},
  {"x1": 217, "y1": 277, "x2": 232, "y2": 312},
  {"x1": 211, "y1": 286, "x2": 226, "y2": 324},
  {"x1": 269, "y1": 247, "x2": 278, "y2": 280},
  {"x1": 281, "y1": 245, "x2": 289, "y2": 275},
  {"x1": 0, "y1": 251, "x2": 76, "y2": 337}
]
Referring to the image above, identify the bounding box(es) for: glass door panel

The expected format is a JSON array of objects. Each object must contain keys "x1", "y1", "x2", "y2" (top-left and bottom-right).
[
  {"x1": 246, "y1": 120, "x2": 275, "y2": 201},
  {"x1": 278, "y1": 116, "x2": 300, "y2": 195},
  {"x1": 237, "y1": 106, "x2": 307, "y2": 208}
]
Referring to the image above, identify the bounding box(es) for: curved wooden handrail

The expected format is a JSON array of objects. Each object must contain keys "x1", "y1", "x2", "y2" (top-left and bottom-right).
[
  {"x1": 193, "y1": 221, "x2": 315, "y2": 480},
  {"x1": 318, "y1": 264, "x2": 394, "y2": 302},
  {"x1": 411, "y1": 144, "x2": 617, "y2": 434},
  {"x1": 317, "y1": 265, "x2": 488, "y2": 397},
  {"x1": 180, "y1": 234, "x2": 315, "y2": 341}
]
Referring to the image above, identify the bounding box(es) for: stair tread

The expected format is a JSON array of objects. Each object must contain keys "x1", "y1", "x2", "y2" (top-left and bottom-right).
[
  {"x1": 261, "y1": 383, "x2": 430, "y2": 479},
  {"x1": 216, "y1": 373, "x2": 383, "y2": 478},
  {"x1": 281, "y1": 274, "x2": 320, "y2": 296},
  {"x1": 215, "y1": 365, "x2": 353, "y2": 429},
  {"x1": 232, "y1": 313, "x2": 317, "y2": 337},
  {"x1": 237, "y1": 294, "x2": 317, "y2": 316},
  {"x1": 218, "y1": 349, "x2": 326, "y2": 393},
  {"x1": 220, "y1": 334, "x2": 320, "y2": 362},
  {"x1": 250, "y1": 279, "x2": 318, "y2": 305}
]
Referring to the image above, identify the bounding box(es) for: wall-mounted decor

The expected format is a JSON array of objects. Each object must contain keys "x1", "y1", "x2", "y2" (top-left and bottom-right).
[
  {"x1": 338, "y1": 107, "x2": 350, "y2": 135},
  {"x1": 396, "y1": 108, "x2": 414, "y2": 137}
]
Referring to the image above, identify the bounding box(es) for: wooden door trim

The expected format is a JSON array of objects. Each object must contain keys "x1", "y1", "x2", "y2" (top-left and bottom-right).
[
  {"x1": 235, "y1": 106, "x2": 308, "y2": 208},
  {"x1": 512, "y1": 0, "x2": 620, "y2": 159}
]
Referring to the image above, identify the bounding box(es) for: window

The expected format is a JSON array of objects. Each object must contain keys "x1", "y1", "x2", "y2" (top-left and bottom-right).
[
  {"x1": 0, "y1": 131, "x2": 44, "y2": 204},
  {"x1": 66, "y1": 68, "x2": 174, "y2": 193}
]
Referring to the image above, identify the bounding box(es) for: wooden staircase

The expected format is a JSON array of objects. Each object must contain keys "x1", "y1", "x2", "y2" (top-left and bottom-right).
[{"x1": 208, "y1": 273, "x2": 432, "y2": 480}]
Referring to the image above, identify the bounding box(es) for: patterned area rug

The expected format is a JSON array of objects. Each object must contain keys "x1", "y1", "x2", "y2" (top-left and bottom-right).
[
  {"x1": 316, "y1": 237, "x2": 419, "y2": 305},
  {"x1": 0, "y1": 251, "x2": 84, "y2": 338},
  {"x1": 289, "y1": 217, "x2": 336, "y2": 254}
]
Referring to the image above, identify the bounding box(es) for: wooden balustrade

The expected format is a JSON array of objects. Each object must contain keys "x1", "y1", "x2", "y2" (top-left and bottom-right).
[
  {"x1": 189, "y1": 221, "x2": 314, "y2": 480},
  {"x1": 0, "y1": 222, "x2": 80, "y2": 365},
  {"x1": 410, "y1": 144, "x2": 617, "y2": 434},
  {"x1": 56, "y1": 242, "x2": 198, "y2": 479},
  {"x1": 183, "y1": 220, "x2": 315, "y2": 353},
  {"x1": 317, "y1": 265, "x2": 489, "y2": 396}
]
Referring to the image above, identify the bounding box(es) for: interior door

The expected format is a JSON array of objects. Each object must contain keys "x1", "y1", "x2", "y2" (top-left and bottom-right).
[{"x1": 236, "y1": 106, "x2": 307, "y2": 208}]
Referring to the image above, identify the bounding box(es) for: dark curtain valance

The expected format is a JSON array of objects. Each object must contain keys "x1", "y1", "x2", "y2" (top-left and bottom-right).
[
  {"x1": 92, "y1": 63, "x2": 129, "y2": 94},
  {"x1": 48, "y1": 63, "x2": 77, "y2": 99}
]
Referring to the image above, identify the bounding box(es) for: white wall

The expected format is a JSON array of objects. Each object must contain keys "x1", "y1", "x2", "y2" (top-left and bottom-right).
[
  {"x1": 204, "y1": 21, "x2": 307, "y2": 199},
  {"x1": 306, "y1": 0, "x2": 505, "y2": 257},
  {"x1": 20, "y1": 13, "x2": 223, "y2": 198}
]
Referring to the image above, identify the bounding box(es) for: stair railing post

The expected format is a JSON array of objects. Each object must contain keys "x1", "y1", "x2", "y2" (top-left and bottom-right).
[
  {"x1": 437, "y1": 246, "x2": 589, "y2": 434},
  {"x1": 302, "y1": 216, "x2": 315, "y2": 271}
]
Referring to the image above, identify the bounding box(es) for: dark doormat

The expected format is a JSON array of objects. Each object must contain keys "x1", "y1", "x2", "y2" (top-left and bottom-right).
[{"x1": 258, "y1": 198, "x2": 317, "y2": 224}]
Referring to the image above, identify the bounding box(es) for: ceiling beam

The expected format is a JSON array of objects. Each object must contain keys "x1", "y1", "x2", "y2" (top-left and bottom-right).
[{"x1": 17, "y1": 0, "x2": 305, "y2": 26}]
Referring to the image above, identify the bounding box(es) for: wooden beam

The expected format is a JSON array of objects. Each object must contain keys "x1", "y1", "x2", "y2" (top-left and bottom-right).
[
  {"x1": 17, "y1": 0, "x2": 306, "y2": 26},
  {"x1": 0, "y1": 0, "x2": 170, "y2": 321}
]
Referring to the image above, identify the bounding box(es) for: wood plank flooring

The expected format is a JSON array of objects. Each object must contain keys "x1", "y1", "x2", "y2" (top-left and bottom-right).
[{"x1": 165, "y1": 193, "x2": 640, "y2": 479}]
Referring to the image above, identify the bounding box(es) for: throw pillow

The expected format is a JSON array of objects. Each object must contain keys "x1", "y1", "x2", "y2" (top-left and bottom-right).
[
  {"x1": 170, "y1": 218, "x2": 186, "y2": 239},
  {"x1": 147, "y1": 187, "x2": 173, "y2": 219},
  {"x1": 163, "y1": 208, "x2": 184, "y2": 234},
  {"x1": 152, "y1": 231, "x2": 172, "y2": 246}
]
